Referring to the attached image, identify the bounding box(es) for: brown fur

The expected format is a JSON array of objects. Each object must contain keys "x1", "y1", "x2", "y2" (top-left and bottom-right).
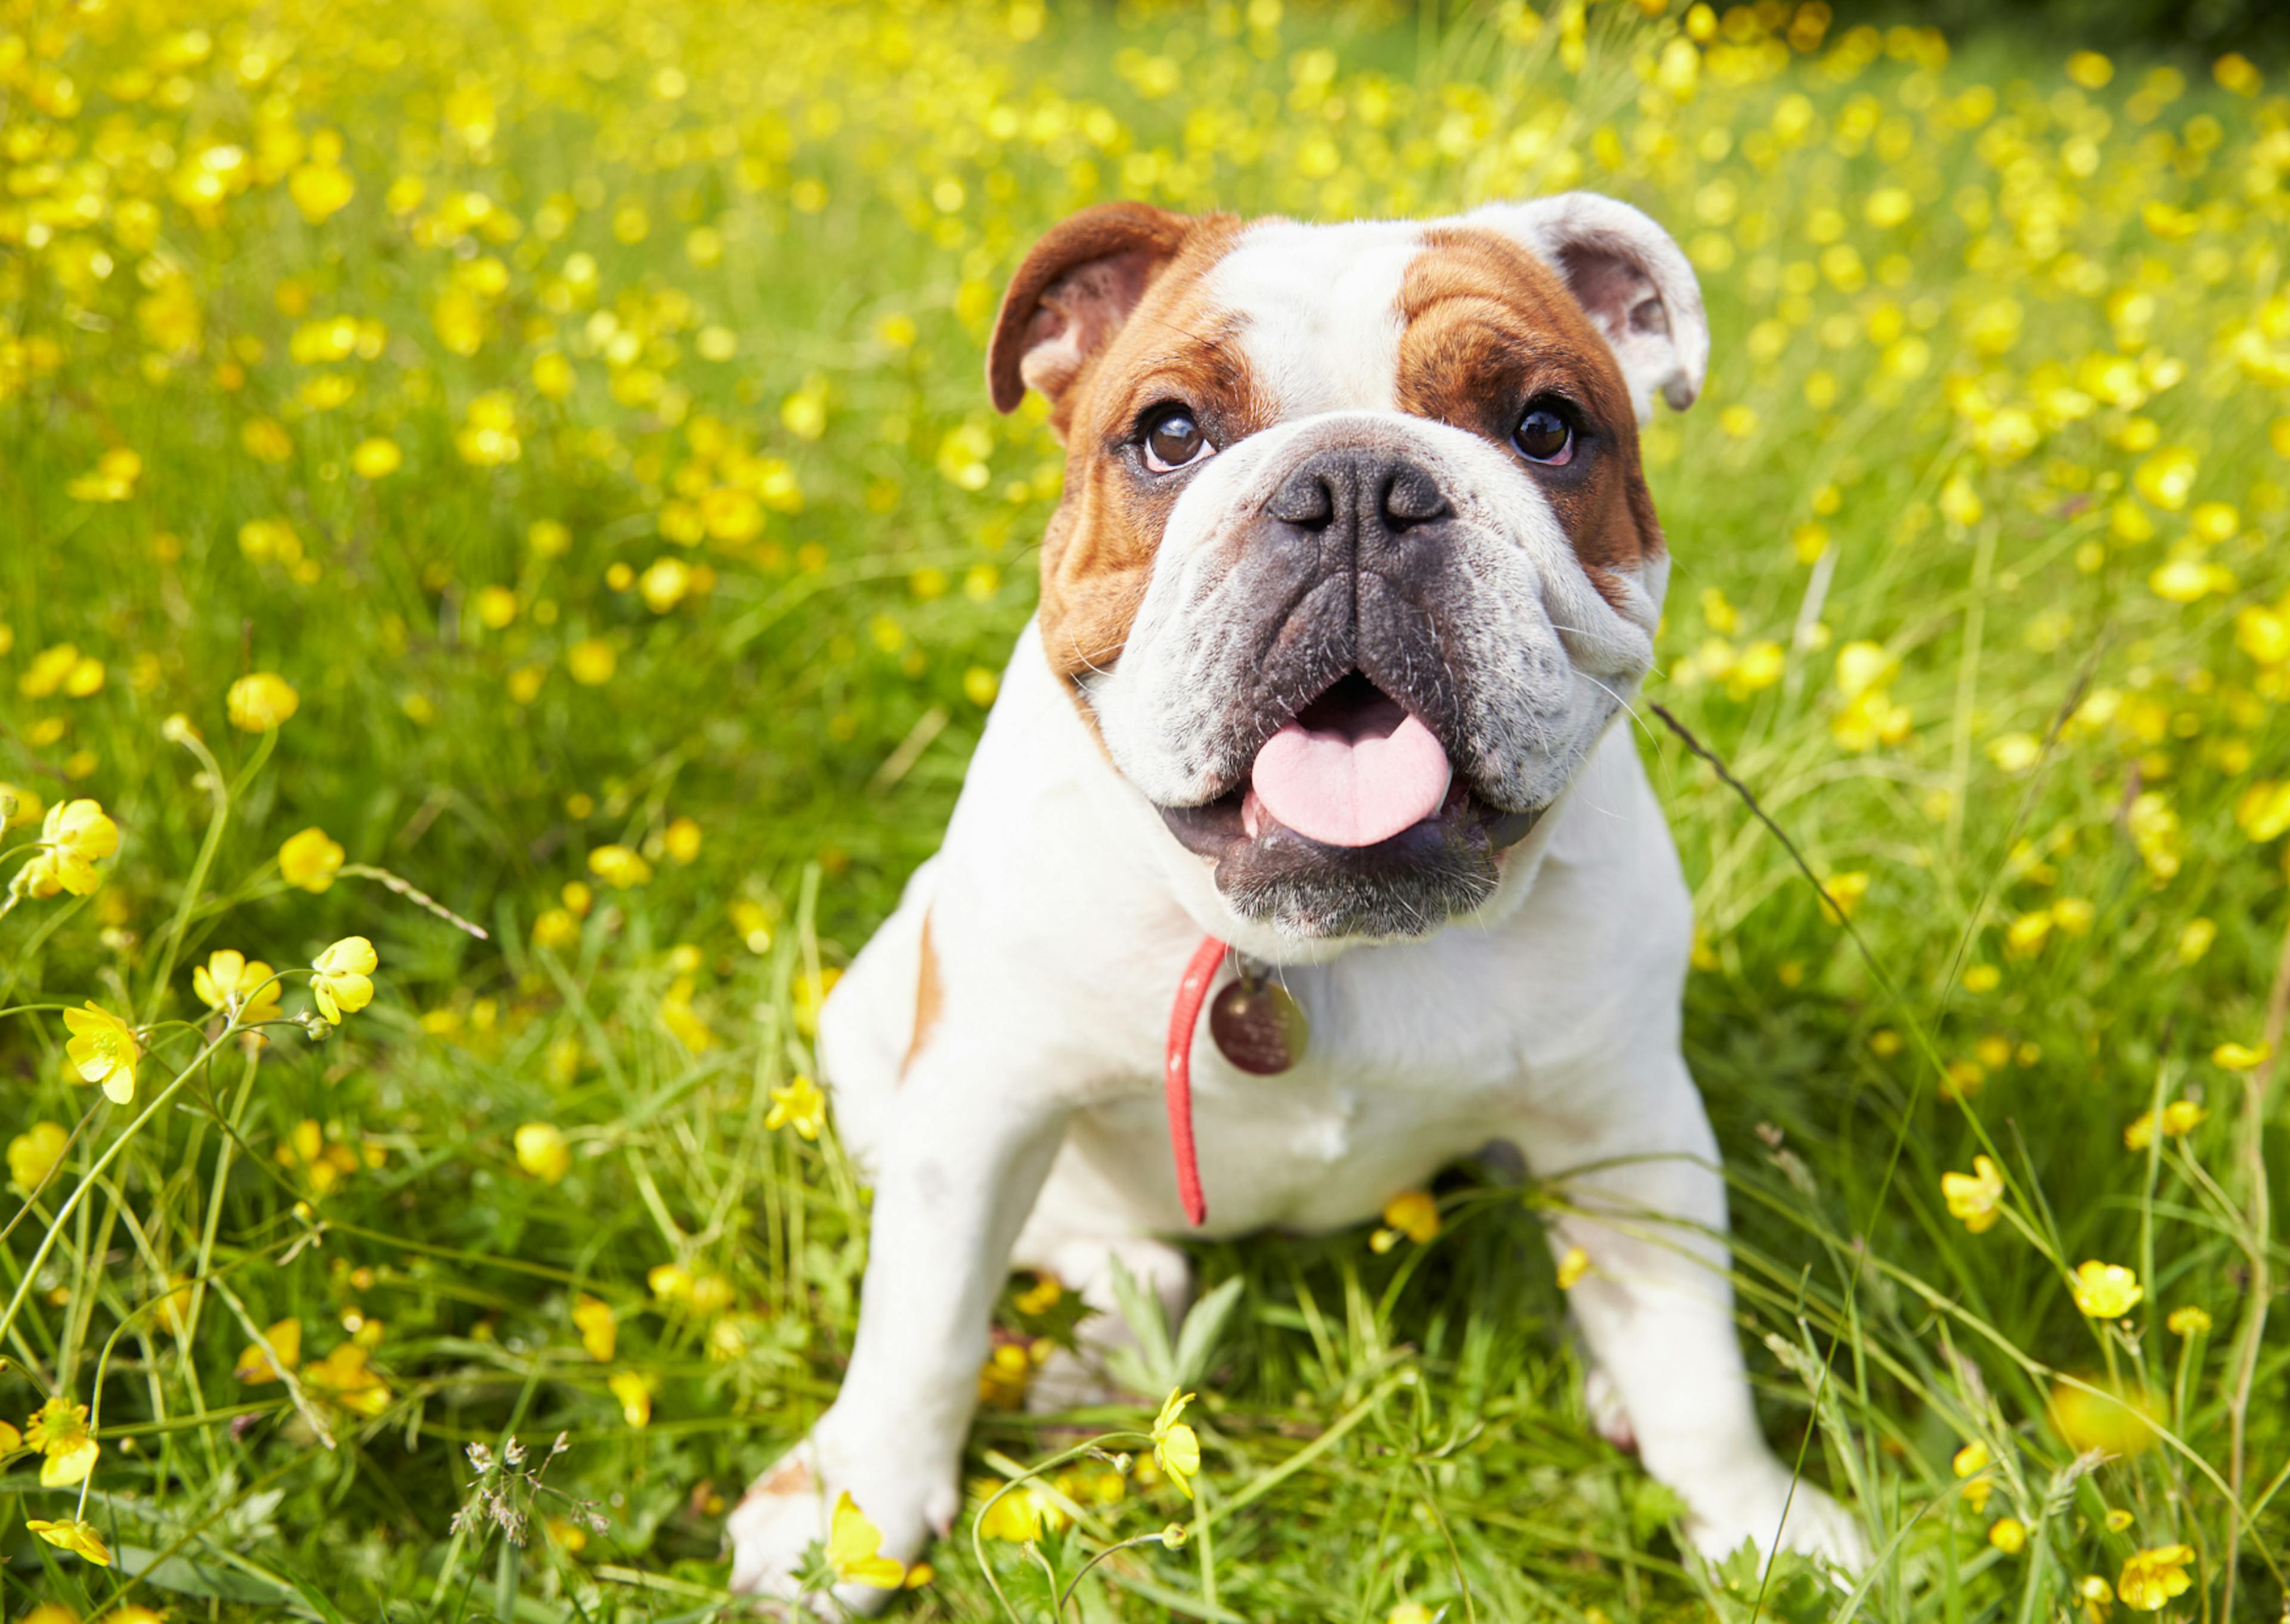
[
  {"x1": 899, "y1": 909, "x2": 940, "y2": 1081},
  {"x1": 1395, "y1": 226, "x2": 1664, "y2": 609}
]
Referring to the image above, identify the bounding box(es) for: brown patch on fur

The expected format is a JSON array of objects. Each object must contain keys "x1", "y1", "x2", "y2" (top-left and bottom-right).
[
  {"x1": 745, "y1": 1456, "x2": 813, "y2": 1502},
  {"x1": 898, "y1": 909, "x2": 940, "y2": 1081},
  {"x1": 991, "y1": 210, "x2": 1268, "y2": 684},
  {"x1": 1395, "y1": 225, "x2": 1664, "y2": 603}
]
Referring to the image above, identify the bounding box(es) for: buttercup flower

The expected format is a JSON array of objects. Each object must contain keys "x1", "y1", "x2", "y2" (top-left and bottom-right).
[
  {"x1": 828, "y1": 1491, "x2": 906, "y2": 1588},
  {"x1": 587, "y1": 844, "x2": 652, "y2": 888},
  {"x1": 311, "y1": 937, "x2": 377, "y2": 1023},
  {"x1": 1555, "y1": 1245, "x2": 1591, "y2": 1290},
  {"x1": 2124, "y1": 1101, "x2": 2207, "y2": 1151},
  {"x1": 2212, "y1": 1040, "x2": 2272, "y2": 1071},
  {"x1": 63, "y1": 1003, "x2": 140, "y2": 1104},
  {"x1": 765, "y1": 1074, "x2": 826, "y2": 1140},
  {"x1": 14, "y1": 799, "x2": 119, "y2": 898},
  {"x1": 26, "y1": 1517, "x2": 112, "y2": 1564},
  {"x1": 572, "y1": 1294, "x2": 616, "y2": 1361},
  {"x1": 515, "y1": 1121, "x2": 571, "y2": 1182},
  {"x1": 7, "y1": 1120, "x2": 69, "y2": 1191},
  {"x1": 1942, "y1": 1156, "x2": 2004, "y2": 1234},
  {"x1": 1152, "y1": 1388, "x2": 1200, "y2": 1501},
  {"x1": 608, "y1": 1369, "x2": 652, "y2": 1428},
  {"x1": 2167, "y1": 1306, "x2": 2212, "y2": 1337},
  {"x1": 2071, "y1": 1261, "x2": 2144, "y2": 1320},
  {"x1": 24, "y1": 1396, "x2": 100, "y2": 1487},
  {"x1": 194, "y1": 950, "x2": 283, "y2": 1024},
  {"x1": 2116, "y1": 1544, "x2": 2195, "y2": 1611},
  {"x1": 226, "y1": 671, "x2": 301, "y2": 732},
  {"x1": 1989, "y1": 1517, "x2": 2026, "y2": 1554},
  {"x1": 279, "y1": 826, "x2": 345, "y2": 892},
  {"x1": 235, "y1": 1318, "x2": 304, "y2": 1383}
]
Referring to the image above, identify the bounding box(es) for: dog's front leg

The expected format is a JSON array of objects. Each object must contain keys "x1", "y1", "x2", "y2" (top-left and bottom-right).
[
  {"x1": 1519, "y1": 1059, "x2": 1867, "y2": 1570},
  {"x1": 728, "y1": 1049, "x2": 1067, "y2": 1610}
]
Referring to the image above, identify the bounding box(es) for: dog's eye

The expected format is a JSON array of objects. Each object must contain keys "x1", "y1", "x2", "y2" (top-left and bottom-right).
[
  {"x1": 1143, "y1": 407, "x2": 1214, "y2": 473},
  {"x1": 1512, "y1": 399, "x2": 1576, "y2": 466}
]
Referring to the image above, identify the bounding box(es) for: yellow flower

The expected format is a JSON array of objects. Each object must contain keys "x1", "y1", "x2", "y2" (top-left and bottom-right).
[
  {"x1": 0, "y1": 782, "x2": 42, "y2": 830},
  {"x1": 289, "y1": 160, "x2": 355, "y2": 222},
  {"x1": 827, "y1": 1491, "x2": 906, "y2": 1588},
  {"x1": 311, "y1": 936, "x2": 377, "y2": 1023},
  {"x1": 647, "y1": 1262, "x2": 694, "y2": 1301},
  {"x1": 63, "y1": 1003, "x2": 140, "y2": 1104},
  {"x1": 1555, "y1": 1245, "x2": 1591, "y2": 1290},
  {"x1": 977, "y1": 1483, "x2": 1060, "y2": 1542},
  {"x1": 1951, "y1": 1439, "x2": 1989, "y2": 1479},
  {"x1": 1379, "y1": 1189, "x2": 1441, "y2": 1246},
  {"x1": 765, "y1": 1074, "x2": 827, "y2": 1140},
  {"x1": 572, "y1": 1294, "x2": 616, "y2": 1361},
  {"x1": 234, "y1": 1317, "x2": 303, "y2": 1382},
  {"x1": 1989, "y1": 1517, "x2": 2026, "y2": 1554},
  {"x1": 1941, "y1": 1156, "x2": 2004, "y2": 1234},
  {"x1": 351, "y1": 437, "x2": 402, "y2": 478},
  {"x1": 1013, "y1": 1272, "x2": 1063, "y2": 1316},
  {"x1": 226, "y1": 671, "x2": 301, "y2": 732},
  {"x1": 1151, "y1": 1388, "x2": 1201, "y2": 1501},
  {"x1": 2116, "y1": 1544, "x2": 2195, "y2": 1611},
  {"x1": 7, "y1": 1120, "x2": 69, "y2": 1190},
  {"x1": 24, "y1": 1396, "x2": 99, "y2": 1487},
  {"x1": 514, "y1": 1121, "x2": 571, "y2": 1183},
  {"x1": 303, "y1": 1340, "x2": 392, "y2": 1416},
  {"x1": 27, "y1": 1517, "x2": 112, "y2": 1564},
  {"x1": 2051, "y1": 1377, "x2": 2158, "y2": 1457},
  {"x1": 2212, "y1": 1040, "x2": 2272, "y2": 1071},
  {"x1": 567, "y1": 639, "x2": 617, "y2": 685},
  {"x1": 19, "y1": 1604, "x2": 80, "y2": 1624},
  {"x1": 279, "y1": 826, "x2": 346, "y2": 892},
  {"x1": 14, "y1": 799, "x2": 120, "y2": 898},
  {"x1": 532, "y1": 907, "x2": 581, "y2": 948},
  {"x1": 194, "y1": 950, "x2": 283, "y2": 1024},
  {"x1": 607, "y1": 1369, "x2": 652, "y2": 1428},
  {"x1": 587, "y1": 844, "x2": 652, "y2": 888},
  {"x1": 2124, "y1": 1101, "x2": 2207, "y2": 1151},
  {"x1": 2071, "y1": 1261, "x2": 2144, "y2": 1319},
  {"x1": 2167, "y1": 1306, "x2": 2211, "y2": 1337},
  {"x1": 2105, "y1": 1508, "x2": 2133, "y2": 1533},
  {"x1": 1388, "y1": 1606, "x2": 1435, "y2": 1624}
]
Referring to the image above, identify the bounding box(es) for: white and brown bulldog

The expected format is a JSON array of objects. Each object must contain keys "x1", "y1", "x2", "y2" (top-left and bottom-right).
[{"x1": 729, "y1": 193, "x2": 1866, "y2": 1605}]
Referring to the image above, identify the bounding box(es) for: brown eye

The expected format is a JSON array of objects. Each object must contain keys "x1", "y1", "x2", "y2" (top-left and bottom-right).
[
  {"x1": 1512, "y1": 401, "x2": 1575, "y2": 465},
  {"x1": 1143, "y1": 407, "x2": 1212, "y2": 472}
]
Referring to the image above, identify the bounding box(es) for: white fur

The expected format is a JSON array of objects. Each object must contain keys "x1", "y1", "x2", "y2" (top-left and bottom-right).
[{"x1": 727, "y1": 198, "x2": 1856, "y2": 1608}]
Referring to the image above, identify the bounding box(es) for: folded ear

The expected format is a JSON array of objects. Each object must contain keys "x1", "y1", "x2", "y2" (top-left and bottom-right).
[
  {"x1": 987, "y1": 202, "x2": 1195, "y2": 426},
  {"x1": 1468, "y1": 192, "x2": 1708, "y2": 422}
]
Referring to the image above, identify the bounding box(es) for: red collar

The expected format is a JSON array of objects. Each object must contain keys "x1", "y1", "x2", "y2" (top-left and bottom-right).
[{"x1": 1162, "y1": 934, "x2": 1228, "y2": 1226}]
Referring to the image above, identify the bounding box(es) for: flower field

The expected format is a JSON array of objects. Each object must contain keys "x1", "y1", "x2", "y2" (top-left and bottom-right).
[{"x1": 4, "y1": 0, "x2": 2289, "y2": 1617}]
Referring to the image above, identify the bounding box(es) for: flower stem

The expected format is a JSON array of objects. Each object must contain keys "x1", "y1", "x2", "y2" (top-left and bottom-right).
[{"x1": 0, "y1": 1027, "x2": 234, "y2": 1351}]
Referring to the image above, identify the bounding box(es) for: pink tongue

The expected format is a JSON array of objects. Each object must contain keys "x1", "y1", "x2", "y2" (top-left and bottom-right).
[{"x1": 1250, "y1": 698, "x2": 1452, "y2": 848}]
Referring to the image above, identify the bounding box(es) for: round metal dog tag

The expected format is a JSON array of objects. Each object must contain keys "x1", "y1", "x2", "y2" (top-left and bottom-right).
[{"x1": 1208, "y1": 963, "x2": 1307, "y2": 1075}]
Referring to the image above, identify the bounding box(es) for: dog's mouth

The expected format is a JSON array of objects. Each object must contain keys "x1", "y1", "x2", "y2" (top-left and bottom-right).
[{"x1": 1156, "y1": 673, "x2": 1542, "y2": 936}]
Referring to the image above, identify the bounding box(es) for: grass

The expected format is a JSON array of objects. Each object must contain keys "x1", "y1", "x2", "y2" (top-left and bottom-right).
[{"x1": 3, "y1": 0, "x2": 2289, "y2": 1617}]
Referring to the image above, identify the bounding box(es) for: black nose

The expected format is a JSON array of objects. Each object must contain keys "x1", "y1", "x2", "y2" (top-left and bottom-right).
[{"x1": 1264, "y1": 448, "x2": 1451, "y2": 546}]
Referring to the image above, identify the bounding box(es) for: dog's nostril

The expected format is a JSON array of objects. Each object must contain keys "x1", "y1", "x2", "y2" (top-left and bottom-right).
[
  {"x1": 1380, "y1": 464, "x2": 1449, "y2": 528},
  {"x1": 1267, "y1": 468, "x2": 1337, "y2": 529}
]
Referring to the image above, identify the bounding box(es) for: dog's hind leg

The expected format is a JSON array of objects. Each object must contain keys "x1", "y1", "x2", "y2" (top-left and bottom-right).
[{"x1": 1008, "y1": 1178, "x2": 1193, "y2": 1413}]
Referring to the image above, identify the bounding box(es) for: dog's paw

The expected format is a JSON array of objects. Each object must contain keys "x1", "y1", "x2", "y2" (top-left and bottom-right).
[
  {"x1": 725, "y1": 1433, "x2": 951, "y2": 1615},
  {"x1": 1681, "y1": 1462, "x2": 1868, "y2": 1573}
]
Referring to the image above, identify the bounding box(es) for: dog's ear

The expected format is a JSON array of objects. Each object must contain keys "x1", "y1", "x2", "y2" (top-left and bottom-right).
[
  {"x1": 988, "y1": 202, "x2": 1194, "y2": 426},
  {"x1": 1470, "y1": 192, "x2": 1708, "y2": 423}
]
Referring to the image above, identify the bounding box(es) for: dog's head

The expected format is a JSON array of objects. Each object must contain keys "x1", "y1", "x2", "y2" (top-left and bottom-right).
[{"x1": 989, "y1": 196, "x2": 1706, "y2": 945}]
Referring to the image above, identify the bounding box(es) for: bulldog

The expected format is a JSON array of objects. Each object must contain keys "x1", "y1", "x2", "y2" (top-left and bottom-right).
[{"x1": 729, "y1": 193, "x2": 1866, "y2": 1606}]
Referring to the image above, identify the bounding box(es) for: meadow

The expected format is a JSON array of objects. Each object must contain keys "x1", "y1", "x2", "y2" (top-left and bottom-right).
[{"x1": 3, "y1": 0, "x2": 2289, "y2": 1617}]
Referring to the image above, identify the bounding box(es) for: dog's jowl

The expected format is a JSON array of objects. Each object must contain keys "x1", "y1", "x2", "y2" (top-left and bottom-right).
[{"x1": 728, "y1": 193, "x2": 1867, "y2": 1606}]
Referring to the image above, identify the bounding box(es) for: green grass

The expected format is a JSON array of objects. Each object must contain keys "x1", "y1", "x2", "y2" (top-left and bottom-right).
[{"x1": 3, "y1": 0, "x2": 2288, "y2": 1617}]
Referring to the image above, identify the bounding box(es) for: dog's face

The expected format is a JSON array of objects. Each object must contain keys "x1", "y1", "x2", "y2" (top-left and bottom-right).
[{"x1": 988, "y1": 196, "x2": 1707, "y2": 943}]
